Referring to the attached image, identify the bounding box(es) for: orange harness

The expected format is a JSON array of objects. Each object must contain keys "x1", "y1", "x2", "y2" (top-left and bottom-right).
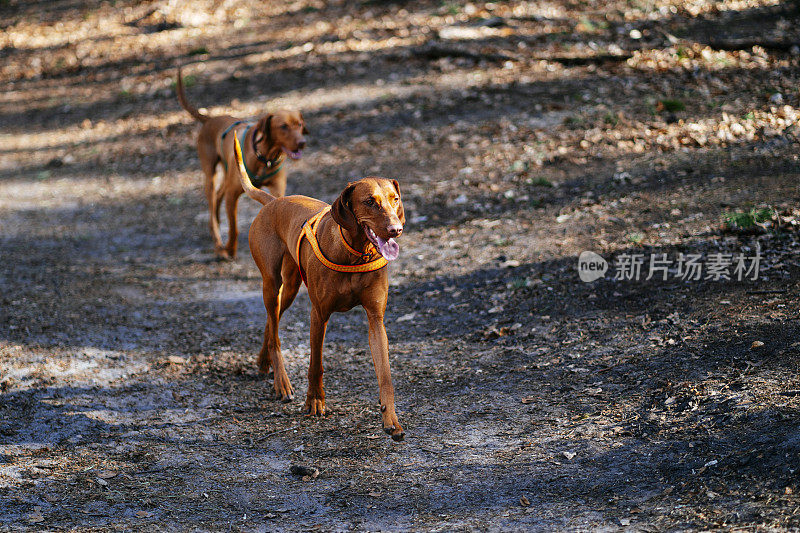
[{"x1": 296, "y1": 207, "x2": 387, "y2": 285}]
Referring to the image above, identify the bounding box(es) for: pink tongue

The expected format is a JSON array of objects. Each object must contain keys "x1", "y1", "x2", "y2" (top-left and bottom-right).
[{"x1": 375, "y1": 235, "x2": 399, "y2": 261}]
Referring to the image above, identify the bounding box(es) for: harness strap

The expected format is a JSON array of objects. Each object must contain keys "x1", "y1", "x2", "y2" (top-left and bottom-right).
[
  {"x1": 238, "y1": 125, "x2": 285, "y2": 187},
  {"x1": 219, "y1": 121, "x2": 285, "y2": 187},
  {"x1": 219, "y1": 121, "x2": 245, "y2": 171},
  {"x1": 295, "y1": 207, "x2": 387, "y2": 285}
]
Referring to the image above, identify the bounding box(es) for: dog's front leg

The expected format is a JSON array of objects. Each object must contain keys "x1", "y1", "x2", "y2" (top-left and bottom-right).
[
  {"x1": 365, "y1": 307, "x2": 404, "y2": 441},
  {"x1": 305, "y1": 306, "x2": 328, "y2": 415}
]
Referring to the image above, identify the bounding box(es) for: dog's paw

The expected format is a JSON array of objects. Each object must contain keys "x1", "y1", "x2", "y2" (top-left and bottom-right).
[
  {"x1": 381, "y1": 409, "x2": 405, "y2": 441},
  {"x1": 273, "y1": 374, "x2": 294, "y2": 403},
  {"x1": 304, "y1": 395, "x2": 325, "y2": 416},
  {"x1": 257, "y1": 356, "x2": 272, "y2": 376},
  {"x1": 383, "y1": 424, "x2": 405, "y2": 441},
  {"x1": 214, "y1": 247, "x2": 234, "y2": 261},
  {"x1": 275, "y1": 390, "x2": 294, "y2": 403}
]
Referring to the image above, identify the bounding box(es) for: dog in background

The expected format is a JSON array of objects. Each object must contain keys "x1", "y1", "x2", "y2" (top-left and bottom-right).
[{"x1": 176, "y1": 66, "x2": 308, "y2": 259}]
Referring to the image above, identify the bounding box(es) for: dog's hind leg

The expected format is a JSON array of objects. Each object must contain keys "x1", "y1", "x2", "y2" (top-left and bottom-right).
[
  {"x1": 203, "y1": 158, "x2": 224, "y2": 253},
  {"x1": 222, "y1": 187, "x2": 241, "y2": 259},
  {"x1": 257, "y1": 255, "x2": 301, "y2": 378},
  {"x1": 252, "y1": 235, "x2": 295, "y2": 402}
]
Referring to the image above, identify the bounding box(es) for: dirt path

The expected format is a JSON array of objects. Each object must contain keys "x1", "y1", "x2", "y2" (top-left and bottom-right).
[{"x1": 2, "y1": 0, "x2": 800, "y2": 530}]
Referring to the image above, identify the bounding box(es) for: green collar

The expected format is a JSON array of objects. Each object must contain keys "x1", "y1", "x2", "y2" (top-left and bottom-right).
[{"x1": 237, "y1": 125, "x2": 285, "y2": 187}]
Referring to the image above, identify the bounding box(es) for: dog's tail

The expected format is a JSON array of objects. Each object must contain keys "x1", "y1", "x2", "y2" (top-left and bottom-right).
[
  {"x1": 176, "y1": 66, "x2": 209, "y2": 123},
  {"x1": 234, "y1": 135, "x2": 274, "y2": 205}
]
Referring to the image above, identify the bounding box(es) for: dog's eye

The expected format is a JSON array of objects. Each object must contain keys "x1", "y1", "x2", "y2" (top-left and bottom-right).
[
  {"x1": 281, "y1": 124, "x2": 289, "y2": 130},
  {"x1": 392, "y1": 196, "x2": 399, "y2": 204},
  {"x1": 364, "y1": 198, "x2": 375, "y2": 206}
]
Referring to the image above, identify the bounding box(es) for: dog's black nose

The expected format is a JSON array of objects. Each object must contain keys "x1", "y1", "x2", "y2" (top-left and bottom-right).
[
  {"x1": 386, "y1": 224, "x2": 402, "y2": 238},
  {"x1": 297, "y1": 140, "x2": 306, "y2": 150}
]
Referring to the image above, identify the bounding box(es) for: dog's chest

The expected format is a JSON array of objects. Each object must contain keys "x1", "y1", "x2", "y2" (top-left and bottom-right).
[{"x1": 309, "y1": 272, "x2": 382, "y2": 313}]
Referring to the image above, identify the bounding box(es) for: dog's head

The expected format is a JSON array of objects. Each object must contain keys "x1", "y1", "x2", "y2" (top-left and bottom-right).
[
  {"x1": 255, "y1": 109, "x2": 308, "y2": 160},
  {"x1": 331, "y1": 177, "x2": 405, "y2": 261}
]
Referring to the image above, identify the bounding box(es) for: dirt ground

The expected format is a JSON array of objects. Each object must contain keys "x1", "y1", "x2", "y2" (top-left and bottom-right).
[{"x1": 2, "y1": 0, "x2": 800, "y2": 530}]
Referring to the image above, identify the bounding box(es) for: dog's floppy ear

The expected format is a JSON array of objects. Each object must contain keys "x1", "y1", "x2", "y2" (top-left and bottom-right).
[
  {"x1": 264, "y1": 114, "x2": 273, "y2": 145},
  {"x1": 331, "y1": 183, "x2": 358, "y2": 233},
  {"x1": 254, "y1": 114, "x2": 273, "y2": 145},
  {"x1": 300, "y1": 112, "x2": 309, "y2": 135},
  {"x1": 391, "y1": 179, "x2": 405, "y2": 225}
]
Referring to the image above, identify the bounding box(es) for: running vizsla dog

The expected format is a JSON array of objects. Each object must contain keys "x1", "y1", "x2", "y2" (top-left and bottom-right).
[
  {"x1": 232, "y1": 136, "x2": 406, "y2": 441},
  {"x1": 176, "y1": 66, "x2": 308, "y2": 259}
]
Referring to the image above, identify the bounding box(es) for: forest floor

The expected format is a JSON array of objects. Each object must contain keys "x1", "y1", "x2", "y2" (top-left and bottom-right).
[{"x1": 1, "y1": 0, "x2": 800, "y2": 530}]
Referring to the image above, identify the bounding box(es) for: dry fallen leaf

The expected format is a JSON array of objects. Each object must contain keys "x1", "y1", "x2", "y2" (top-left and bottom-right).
[
  {"x1": 520, "y1": 496, "x2": 530, "y2": 506},
  {"x1": 396, "y1": 312, "x2": 416, "y2": 322}
]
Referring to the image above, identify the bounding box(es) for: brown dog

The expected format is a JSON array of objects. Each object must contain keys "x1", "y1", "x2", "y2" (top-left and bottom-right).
[
  {"x1": 176, "y1": 66, "x2": 308, "y2": 259},
  {"x1": 233, "y1": 136, "x2": 406, "y2": 441}
]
